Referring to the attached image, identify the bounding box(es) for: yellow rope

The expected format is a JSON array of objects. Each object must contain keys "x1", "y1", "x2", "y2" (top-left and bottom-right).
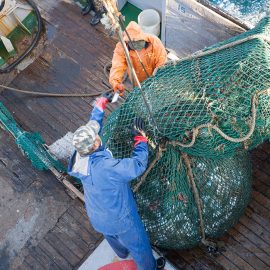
[{"x1": 181, "y1": 153, "x2": 206, "y2": 243}]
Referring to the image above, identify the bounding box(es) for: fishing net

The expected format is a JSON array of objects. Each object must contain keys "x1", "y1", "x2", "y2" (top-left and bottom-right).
[
  {"x1": 103, "y1": 17, "x2": 270, "y2": 159},
  {"x1": 0, "y1": 102, "x2": 65, "y2": 172},
  {"x1": 101, "y1": 18, "x2": 270, "y2": 248},
  {"x1": 102, "y1": 108, "x2": 252, "y2": 248},
  {"x1": 135, "y1": 148, "x2": 252, "y2": 249}
]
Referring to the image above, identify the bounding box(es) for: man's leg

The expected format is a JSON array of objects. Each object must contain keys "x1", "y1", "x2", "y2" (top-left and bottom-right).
[
  {"x1": 118, "y1": 213, "x2": 156, "y2": 270},
  {"x1": 90, "y1": 0, "x2": 104, "y2": 25},
  {"x1": 104, "y1": 235, "x2": 129, "y2": 259},
  {"x1": 81, "y1": 0, "x2": 93, "y2": 16}
]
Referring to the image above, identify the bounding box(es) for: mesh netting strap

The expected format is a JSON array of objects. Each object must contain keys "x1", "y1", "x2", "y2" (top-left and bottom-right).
[
  {"x1": 169, "y1": 89, "x2": 270, "y2": 148},
  {"x1": 181, "y1": 153, "x2": 206, "y2": 243},
  {"x1": 133, "y1": 143, "x2": 167, "y2": 192}
]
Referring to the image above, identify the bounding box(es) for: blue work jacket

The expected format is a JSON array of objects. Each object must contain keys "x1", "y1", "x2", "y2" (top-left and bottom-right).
[{"x1": 68, "y1": 106, "x2": 149, "y2": 235}]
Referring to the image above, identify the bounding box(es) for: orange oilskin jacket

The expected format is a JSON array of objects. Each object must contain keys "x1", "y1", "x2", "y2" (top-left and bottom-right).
[{"x1": 109, "y1": 21, "x2": 167, "y2": 91}]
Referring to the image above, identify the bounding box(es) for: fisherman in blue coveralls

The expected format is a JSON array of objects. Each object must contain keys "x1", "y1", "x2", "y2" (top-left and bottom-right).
[{"x1": 68, "y1": 93, "x2": 166, "y2": 270}]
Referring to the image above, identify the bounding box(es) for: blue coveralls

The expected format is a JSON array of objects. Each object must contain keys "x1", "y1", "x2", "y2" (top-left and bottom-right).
[{"x1": 68, "y1": 106, "x2": 156, "y2": 270}]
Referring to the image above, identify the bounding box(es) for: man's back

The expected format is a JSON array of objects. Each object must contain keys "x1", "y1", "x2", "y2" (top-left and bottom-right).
[{"x1": 69, "y1": 142, "x2": 148, "y2": 235}]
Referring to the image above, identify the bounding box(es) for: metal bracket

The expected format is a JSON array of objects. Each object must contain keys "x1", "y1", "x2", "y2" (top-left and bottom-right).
[{"x1": 0, "y1": 35, "x2": 15, "y2": 54}]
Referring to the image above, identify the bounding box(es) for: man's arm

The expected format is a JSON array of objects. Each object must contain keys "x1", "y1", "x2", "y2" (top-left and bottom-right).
[
  {"x1": 152, "y1": 37, "x2": 167, "y2": 68},
  {"x1": 90, "y1": 107, "x2": 104, "y2": 132},
  {"x1": 108, "y1": 118, "x2": 149, "y2": 183},
  {"x1": 107, "y1": 140, "x2": 149, "y2": 183},
  {"x1": 109, "y1": 42, "x2": 127, "y2": 93},
  {"x1": 90, "y1": 92, "x2": 112, "y2": 134}
]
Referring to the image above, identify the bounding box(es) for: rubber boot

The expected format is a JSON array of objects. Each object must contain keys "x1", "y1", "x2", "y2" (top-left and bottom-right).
[
  {"x1": 90, "y1": 11, "x2": 102, "y2": 25},
  {"x1": 156, "y1": 257, "x2": 166, "y2": 270},
  {"x1": 81, "y1": 0, "x2": 93, "y2": 16}
]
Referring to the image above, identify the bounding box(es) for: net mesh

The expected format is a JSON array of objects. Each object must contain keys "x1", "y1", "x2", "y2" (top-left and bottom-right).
[
  {"x1": 103, "y1": 17, "x2": 270, "y2": 159},
  {"x1": 135, "y1": 148, "x2": 252, "y2": 249},
  {"x1": 0, "y1": 102, "x2": 65, "y2": 172},
  {"x1": 101, "y1": 18, "x2": 270, "y2": 248}
]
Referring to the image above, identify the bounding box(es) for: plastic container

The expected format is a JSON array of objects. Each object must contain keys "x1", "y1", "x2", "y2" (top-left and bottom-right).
[{"x1": 138, "y1": 9, "x2": 160, "y2": 37}]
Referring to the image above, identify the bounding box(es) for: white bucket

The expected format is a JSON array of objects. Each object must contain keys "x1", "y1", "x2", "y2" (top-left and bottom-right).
[
  {"x1": 117, "y1": 0, "x2": 127, "y2": 11},
  {"x1": 138, "y1": 9, "x2": 160, "y2": 37}
]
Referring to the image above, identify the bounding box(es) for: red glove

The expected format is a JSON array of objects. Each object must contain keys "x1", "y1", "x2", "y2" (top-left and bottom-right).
[
  {"x1": 134, "y1": 135, "x2": 148, "y2": 146},
  {"x1": 95, "y1": 97, "x2": 108, "y2": 110},
  {"x1": 132, "y1": 118, "x2": 147, "y2": 146},
  {"x1": 95, "y1": 92, "x2": 113, "y2": 110}
]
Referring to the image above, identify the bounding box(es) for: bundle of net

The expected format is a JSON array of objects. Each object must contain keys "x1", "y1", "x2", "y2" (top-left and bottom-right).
[
  {"x1": 99, "y1": 19, "x2": 270, "y2": 249},
  {"x1": 102, "y1": 114, "x2": 252, "y2": 248},
  {"x1": 0, "y1": 102, "x2": 65, "y2": 172}
]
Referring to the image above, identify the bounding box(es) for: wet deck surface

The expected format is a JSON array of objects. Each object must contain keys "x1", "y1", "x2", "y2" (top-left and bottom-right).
[{"x1": 0, "y1": 1, "x2": 270, "y2": 269}]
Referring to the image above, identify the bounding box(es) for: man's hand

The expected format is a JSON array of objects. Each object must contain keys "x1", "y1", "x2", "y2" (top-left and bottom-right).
[
  {"x1": 132, "y1": 117, "x2": 146, "y2": 136},
  {"x1": 95, "y1": 92, "x2": 113, "y2": 110},
  {"x1": 132, "y1": 118, "x2": 148, "y2": 146},
  {"x1": 113, "y1": 83, "x2": 125, "y2": 94}
]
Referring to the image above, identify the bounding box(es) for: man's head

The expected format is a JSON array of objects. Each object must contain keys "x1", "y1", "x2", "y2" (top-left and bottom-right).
[
  {"x1": 124, "y1": 21, "x2": 146, "y2": 40},
  {"x1": 72, "y1": 120, "x2": 101, "y2": 156},
  {"x1": 124, "y1": 22, "x2": 149, "y2": 51}
]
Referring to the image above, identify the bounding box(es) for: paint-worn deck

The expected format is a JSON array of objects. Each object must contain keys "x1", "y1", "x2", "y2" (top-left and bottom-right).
[{"x1": 0, "y1": 1, "x2": 270, "y2": 269}]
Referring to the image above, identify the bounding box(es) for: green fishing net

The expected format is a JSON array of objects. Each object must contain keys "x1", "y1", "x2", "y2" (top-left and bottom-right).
[
  {"x1": 103, "y1": 17, "x2": 270, "y2": 159},
  {"x1": 135, "y1": 148, "x2": 252, "y2": 249},
  {"x1": 101, "y1": 18, "x2": 270, "y2": 248},
  {"x1": 0, "y1": 102, "x2": 65, "y2": 172},
  {"x1": 102, "y1": 108, "x2": 252, "y2": 249}
]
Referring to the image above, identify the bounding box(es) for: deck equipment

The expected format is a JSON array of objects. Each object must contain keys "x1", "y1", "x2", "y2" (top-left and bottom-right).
[
  {"x1": 0, "y1": 101, "x2": 85, "y2": 201},
  {"x1": 0, "y1": 0, "x2": 42, "y2": 73},
  {"x1": 0, "y1": 102, "x2": 64, "y2": 171}
]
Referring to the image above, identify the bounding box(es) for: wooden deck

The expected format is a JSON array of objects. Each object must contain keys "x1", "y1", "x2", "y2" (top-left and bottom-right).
[{"x1": 0, "y1": 1, "x2": 270, "y2": 269}]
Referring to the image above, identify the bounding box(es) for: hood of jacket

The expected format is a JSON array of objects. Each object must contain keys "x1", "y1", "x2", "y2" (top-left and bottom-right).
[{"x1": 123, "y1": 21, "x2": 149, "y2": 42}]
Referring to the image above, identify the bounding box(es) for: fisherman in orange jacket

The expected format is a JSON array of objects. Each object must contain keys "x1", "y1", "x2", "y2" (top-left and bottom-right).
[{"x1": 109, "y1": 21, "x2": 167, "y2": 94}]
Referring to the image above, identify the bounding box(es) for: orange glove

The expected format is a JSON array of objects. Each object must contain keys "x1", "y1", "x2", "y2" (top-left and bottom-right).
[{"x1": 112, "y1": 82, "x2": 125, "y2": 95}]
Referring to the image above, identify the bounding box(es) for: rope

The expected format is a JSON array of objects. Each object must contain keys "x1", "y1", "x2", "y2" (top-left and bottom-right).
[
  {"x1": 133, "y1": 143, "x2": 167, "y2": 192},
  {"x1": 168, "y1": 89, "x2": 270, "y2": 148},
  {"x1": 157, "y1": 34, "x2": 270, "y2": 74},
  {"x1": 181, "y1": 153, "x2": 207, "y2": 244},
  {"x1": 132, "y1": 89, "x2": 270, "y2": 193},
  {"x1": 0, "y1": 84, "x2": 103, "y2": 97}
]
